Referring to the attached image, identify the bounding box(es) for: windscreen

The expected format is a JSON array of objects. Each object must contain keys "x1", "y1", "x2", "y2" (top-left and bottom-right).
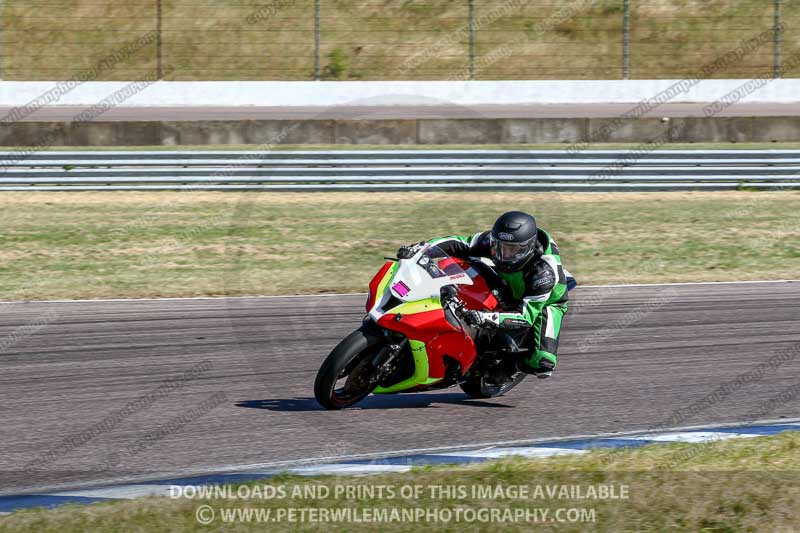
[{"x1": 416, "y1": 245, "x2": 466, "y2": 279}]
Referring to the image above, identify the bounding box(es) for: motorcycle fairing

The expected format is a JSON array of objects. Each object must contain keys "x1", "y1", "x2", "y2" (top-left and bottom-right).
[
  {"x1": 365, "y1": 245, "x2": 490, "y2": 393},
  {"x1": 365, "y1": 261, "x2": 398, "y2": 313},
  {"x1": 373, "y1": 339, "x2": 439, "y2": 393}
]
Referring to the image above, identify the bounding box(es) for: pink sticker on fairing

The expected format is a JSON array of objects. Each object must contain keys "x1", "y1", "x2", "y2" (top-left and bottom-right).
[{"x1": 392, "y1": 281, "x2": 410, "y2": 297}]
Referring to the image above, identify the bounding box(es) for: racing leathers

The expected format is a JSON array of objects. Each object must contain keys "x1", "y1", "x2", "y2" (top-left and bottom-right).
[{"x1": 426, "y1": 229, "x2": 568, "y2": 376}]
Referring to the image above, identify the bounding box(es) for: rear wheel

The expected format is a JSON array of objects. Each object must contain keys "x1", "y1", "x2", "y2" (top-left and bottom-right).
[
  {"x1": 314, "y1": 328, "x2": 385, "y2": 410},
  {"x1": 459, "y1": 367, "x2": 527, "y2": 399}
]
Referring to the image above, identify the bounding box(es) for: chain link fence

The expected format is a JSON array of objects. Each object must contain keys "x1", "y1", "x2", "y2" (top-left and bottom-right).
[{"x1": 1, "y1": 0, "x2": 799, "y2": 81}]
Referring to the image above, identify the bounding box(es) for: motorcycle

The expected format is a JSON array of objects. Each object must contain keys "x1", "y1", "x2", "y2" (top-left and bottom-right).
[{"x1": 314, "y1": 244, "x2": 575, "y2": 410}]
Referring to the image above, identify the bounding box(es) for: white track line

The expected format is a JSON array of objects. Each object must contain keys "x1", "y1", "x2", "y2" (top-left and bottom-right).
[
  {"x1": 435, "y1": 447, "x2": 587, "y2": 459},
  {"x1": 1, "y1": 279, "x2": 797, "y2": 305},
  {"x1": 580, "y1": 279, "x2": 799, "y2": 289},
  {"x1": 51, "y1": 485, "x2": 173, "y2": 500},
  {"x1": 284, "y1": 464, "x2": 413, "y2": 476},
  {"x1": 626, "y1": 431, "x2": 762, "y2": 443}
]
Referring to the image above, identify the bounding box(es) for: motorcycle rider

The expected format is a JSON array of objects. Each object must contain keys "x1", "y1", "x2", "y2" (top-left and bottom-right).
[{"x1": 398, "y1": 211, "x2": 568, "y2": 379}]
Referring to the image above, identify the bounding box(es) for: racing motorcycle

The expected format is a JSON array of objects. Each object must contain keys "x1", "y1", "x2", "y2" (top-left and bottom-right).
[{"x1": 314, "y1": 244, "x2": 576, "y2": 410}]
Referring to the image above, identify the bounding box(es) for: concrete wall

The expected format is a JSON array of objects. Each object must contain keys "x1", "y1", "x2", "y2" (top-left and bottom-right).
[
  {"x1": 3, "y1": 80, "x2": 799, "y2": 145},
  {"x1": 2, "y1": 79, "x2": 800, "y2": 109},
  {"x1": 4, "y1": 116, "x2": 800, "y2": 146}
]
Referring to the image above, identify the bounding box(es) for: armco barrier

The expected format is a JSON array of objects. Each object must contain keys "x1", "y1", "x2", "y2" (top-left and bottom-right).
[{"x1": 0, "y1": 150, "x2": 798, "y2": 191}]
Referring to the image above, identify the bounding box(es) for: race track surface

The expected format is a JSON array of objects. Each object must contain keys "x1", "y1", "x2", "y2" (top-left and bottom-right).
[
  {"x1": 5, "y1": 103, "x2": 800, "y2": 121},
  {"x1": 1, "y1": 281, "x2": 799, "y2": 495}
]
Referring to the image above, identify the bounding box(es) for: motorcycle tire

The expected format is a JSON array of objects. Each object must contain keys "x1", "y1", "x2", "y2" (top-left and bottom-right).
[
  {"x1": 459, "y1": 371, "x2": 527, "y2": 399},
  {"x1": 314, "y1": 327, "x2": 384, "y2": 410}
]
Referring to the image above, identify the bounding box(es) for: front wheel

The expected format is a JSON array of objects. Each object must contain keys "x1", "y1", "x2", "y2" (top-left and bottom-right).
[
  {"x1": 459, "y1": 369, "x2": 527, "y2": 399},
  {"x1": 314, "y1": 328, "x2": 385, "y2": 410}
]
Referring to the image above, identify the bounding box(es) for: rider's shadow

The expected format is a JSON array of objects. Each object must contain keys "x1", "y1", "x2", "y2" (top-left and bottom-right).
[{"x1": 236, "y1": 393, "x2": 514, "y2": 411}]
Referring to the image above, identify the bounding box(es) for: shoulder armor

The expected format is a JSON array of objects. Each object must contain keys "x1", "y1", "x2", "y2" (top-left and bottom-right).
[
  {"x1": 526, "y1": 258, "x2": 556, "y2": 294},
  {"x1": 469, "y1": 231, "x2": 492, "y2": 255}
]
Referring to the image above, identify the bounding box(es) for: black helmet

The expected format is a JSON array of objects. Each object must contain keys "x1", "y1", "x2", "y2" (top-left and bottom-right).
[{"x1": 490, "y1": 211, "x2": 538, "y2": 272}]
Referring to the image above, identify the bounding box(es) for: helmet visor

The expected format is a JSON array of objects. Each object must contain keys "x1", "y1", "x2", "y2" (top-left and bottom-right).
[{"x1": 491, "y1": 235, "x2": 536, "y2": 264}]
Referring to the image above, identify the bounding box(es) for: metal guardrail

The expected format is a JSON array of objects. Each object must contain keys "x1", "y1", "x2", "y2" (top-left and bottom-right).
[{"x1": 1, "y1": 151, "x2": 799, "y2": 191}]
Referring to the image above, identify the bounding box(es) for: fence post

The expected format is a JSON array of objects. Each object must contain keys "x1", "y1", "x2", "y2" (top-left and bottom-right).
[
  {"x1": 774, "y1": 0, "x2": 782, "y2": 78},
  {"x1": 314, "y1": 0, "x2": 321, "y2": 80},
  {"x1": 622, "y1": 0, "x2": 630, "y2": 79},
  {"x1": 468, "y1": 0, "x2": 475, "y2": 80},
  {"x1": 156, "y1": 0, "x2": 163, "y2": 79}
]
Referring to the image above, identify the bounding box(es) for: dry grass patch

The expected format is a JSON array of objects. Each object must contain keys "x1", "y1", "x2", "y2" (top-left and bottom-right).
[
  {"x1": 0, "y1": 191, "x2": 797, "y2": 300},
  {"x1": 3, "y1": 1, "x2": 800, "y2": 79}
]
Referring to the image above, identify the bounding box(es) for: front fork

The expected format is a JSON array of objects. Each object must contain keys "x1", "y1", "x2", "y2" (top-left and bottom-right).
[
  {"x1": 369, "y1": 340, "x2": 407, "y2": 383},
  {"x1": 362, "y1": 317, "x2": 408, "y2": 385}
]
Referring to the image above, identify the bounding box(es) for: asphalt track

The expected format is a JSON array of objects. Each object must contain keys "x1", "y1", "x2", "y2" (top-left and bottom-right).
[
  {"x1": 5, "y1": 103, "x2": 800, "y2": 121},
  {"x1": 1, "y1": 281, "x2": 799, "y2": 496}
]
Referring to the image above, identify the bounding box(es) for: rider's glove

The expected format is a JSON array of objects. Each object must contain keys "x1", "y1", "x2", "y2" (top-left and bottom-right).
[
  {"x1": 397, "y1": 241, "x2": 425, "y2": 259},
  {"x1": 464, "y1": 310, "x2": 500, "y2": 328},
  {"x1": 440, "y1": 285, "x2": 462, "y2": 307}
]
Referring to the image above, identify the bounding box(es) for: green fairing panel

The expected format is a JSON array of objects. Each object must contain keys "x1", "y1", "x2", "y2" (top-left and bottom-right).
[
  {"x1": 373, "y1": 339, "x2": 441, "y2": 394},
  {"x1": 386, "y1": 298, "x2": 441, "y2": 316},
  {"x1": 376, "y1": 262, "x2": 399, "y2": 300}
]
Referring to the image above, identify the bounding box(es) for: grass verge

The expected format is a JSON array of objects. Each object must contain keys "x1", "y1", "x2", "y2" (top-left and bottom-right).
[
  {"x1": 1, "y1": 191, "x2": 798, "y2": 301},
  {"x1": 1, "y1": 432, "x2": 798, "y2": 532},
  {"x1": 4, "y1": 0, "x2": 800, "y2": 80}
]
